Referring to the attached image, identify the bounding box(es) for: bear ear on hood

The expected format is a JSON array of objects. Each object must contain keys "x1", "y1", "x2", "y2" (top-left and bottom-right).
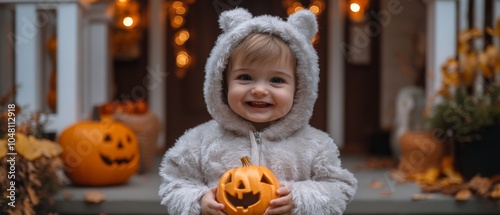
[
  {"x1": 287, "y1": 9, "x2": 318, "y2": 42},
  {"x1": 218, "y1": 8, "x2": 253, "y2": 32}
]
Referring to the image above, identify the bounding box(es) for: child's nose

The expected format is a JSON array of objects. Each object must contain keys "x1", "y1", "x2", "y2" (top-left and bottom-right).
[{"x1": 251, "y1": 85, "x2": 269, "y2": 97}]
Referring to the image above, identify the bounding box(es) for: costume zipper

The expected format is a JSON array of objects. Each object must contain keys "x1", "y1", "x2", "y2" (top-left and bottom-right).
[
  {"x1": 249, "y1": 131, "x2": 263, "y2": 165},
  {"x1": 254, "y1": 132, "x2": 262, "y2": 144}
]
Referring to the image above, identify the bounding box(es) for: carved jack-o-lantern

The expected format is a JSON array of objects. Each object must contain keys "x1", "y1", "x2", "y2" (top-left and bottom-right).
[
  {"x1": 216, "y1": 156, "x2": 280, "y2": 215},
  {"x1": 58, "y1": 119, "x2": 139, "y2": 186}
]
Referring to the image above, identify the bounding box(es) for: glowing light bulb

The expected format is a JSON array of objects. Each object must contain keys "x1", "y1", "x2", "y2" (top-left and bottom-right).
[
  {"x1": 309, "y1": 5, "x2": 320, "y2": 14},
  {"x1": 172, "y1": 15, "x2": 184, "y2": 28},
  {"x1": 123, "y1": 16, "x2": 134, "y2": 27},
  {"x1": 176, "y1": 51, "x2": 190, "y2": 67},
  {"x1": 350, "y1": 3, "x2": 360, "y2": 13}
]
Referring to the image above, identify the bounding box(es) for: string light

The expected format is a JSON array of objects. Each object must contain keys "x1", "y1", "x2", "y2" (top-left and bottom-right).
[
  {"x1": 348, "y1": 0, "x2": 369, "y2": 22},
  {"x1": 350, "y1": 3, "x2": 361, "y2": 13},
  {"x1": 123, "y1": 17, "x2": 134, "y2": 27},
  {"x1": 168, "y1": 0, "x2": 196, "y2": 79},
  {"x1": 112, "y1": 0, "x2": 142, "y2": 60},
  {"x1": 176, "y1": 51, "x2": 191, "y2": 67},
  {"x1": 282, "y1": 0, "x2": 324, "y2": 44},
  {"x1": 283, "y1": 0, "x2": 325, "y2": 16}
]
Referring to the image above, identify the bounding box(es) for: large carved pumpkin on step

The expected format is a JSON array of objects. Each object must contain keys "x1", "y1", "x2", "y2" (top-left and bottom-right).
[
  {"x1": 216, "y1": 156, "x2": 280, "y2": 215},
  {"x1": 58, "y1": 119, "x2": 140, "y2": 186}
]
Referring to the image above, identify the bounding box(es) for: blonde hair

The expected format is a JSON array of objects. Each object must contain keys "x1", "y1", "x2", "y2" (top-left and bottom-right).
[{"x1": 228, "y1": 33, "x2": 296, "y2": 71}]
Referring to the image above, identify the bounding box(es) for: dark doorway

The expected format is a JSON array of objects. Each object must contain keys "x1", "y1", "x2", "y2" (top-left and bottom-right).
[{"x1": 343, "y1": 0, "x2": 381, "y2": 154}]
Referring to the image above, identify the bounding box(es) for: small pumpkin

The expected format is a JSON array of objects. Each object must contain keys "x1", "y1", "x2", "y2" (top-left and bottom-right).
[
  {"x1": 134, "y1": 99, "x2": 149, "y2": 114},
  {"x1": 58, "y1": 119, "x2": 139, "y2": 186},
  {"x1": 216, "y1": 156, "x2": 280, "y2": 215}
]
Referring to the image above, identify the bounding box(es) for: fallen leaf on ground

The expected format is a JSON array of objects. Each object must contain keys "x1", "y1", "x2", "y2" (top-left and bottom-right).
[
  {"x1": 455, "y1": 189, "x2": 472, "y2": 201},
  {"x1": 469, "y1": 175, "x2": 492, "y2": 197},
  {"x1": 85, "y1": 190, "x2": 106, "y2": 204},
  {"x1": 412, "y1": 193, "x2": 430, "y2": 201},
  {"x1": 63, "y1": 193, "x2": 73, "y2": 200},
  {"x1": 367, "y1": 157, "x2": 395, "y2": 169},
  {"x1": 370, "y1": 180, "x2": 384, "y2": 189},
  {"x1": 490, "y1": 184, "x2": 500, "y2": 199}
]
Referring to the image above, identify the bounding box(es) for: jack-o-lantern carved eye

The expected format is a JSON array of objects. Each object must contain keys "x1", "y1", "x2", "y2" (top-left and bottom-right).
[
  {"x1": 104, "y1": 134, "x2": 112, "y2": 142},
  {"x1": 127, "y1": 134, "x2": 132, "y2": 143},
  {"x1": 260, "y1": 174, "x2": 272, "y2": 184},
  {"x1": 225, "y1": 173, "x2": 232, "y2": 184}
]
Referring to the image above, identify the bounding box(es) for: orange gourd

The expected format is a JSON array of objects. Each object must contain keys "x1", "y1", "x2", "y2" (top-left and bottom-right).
[
  {"x1": 216, "y1": 156, "x2": 280, "y2": 215},
  {"x1": 58, "y1": 119, "x2": 139, "y2": 186}
]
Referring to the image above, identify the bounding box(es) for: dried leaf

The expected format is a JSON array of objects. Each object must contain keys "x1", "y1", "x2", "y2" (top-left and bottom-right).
[
  {"x1": 63, "y1": 192, "x2": 73, "y2": 200},
  {"x1": 85, "y1": 190, "x2": 106, "y2": 204},
  {"x1": 29, "y1": 173, "x2": 42, "y2": 187},
  {"x1": 16, "y1": 134, "x2": 42, "y2": 161},
  {"x1": 412, "y1": 193, "x2": 430, "y2": 201},
  {"x1": 370, "y1": 180, "x2": 384, "y2": 189},
  {"x1": 27, "y1": 187, "x2": 39, "y2": 205},
  {"x1": 490, "y1": 184, "x2": 500, "y2": 199},
  {"x1": 442, "y1": 184, "x2": 467, "y2": 195},
  {"x1": 0, "y1": 139, "x2": 7, "y2": 159},
  {"x1": 455, "y1": 189, "x2": 472, "y2": 201},
  {"x1": 415, "y1": 168, "x2": 440, "y2": 185},
  {"x1": 421, "y1": 183, "x2": 442, "y2": 193},
  {"x1": 389, "y1": 170, "x2": 407, "y2": 183},
  {"x1": 469, "y1": 175, "x2": 491, "y2": 197},
  {"x1": 367, "y1": 157, "x2": 395, "y2": 169},
  {"x1": 23, "y1": 198, "x2": 35, "y2": 215},
  {"x1": 39, "y1": 139, "x2": 62, "y2": 158}
]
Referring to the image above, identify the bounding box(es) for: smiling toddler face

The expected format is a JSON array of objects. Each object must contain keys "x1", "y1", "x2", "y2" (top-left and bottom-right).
[{"x1": 226, "y1": 33, "x2": 296, "y2": 127}]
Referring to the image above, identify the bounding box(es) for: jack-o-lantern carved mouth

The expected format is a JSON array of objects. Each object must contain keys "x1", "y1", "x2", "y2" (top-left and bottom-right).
[
  {"x1": 100, "y1": 153, "x2": 135, "y2": 165},
  {"x1": 225, "y1": 191, "x2": 260, "y2": 209}
]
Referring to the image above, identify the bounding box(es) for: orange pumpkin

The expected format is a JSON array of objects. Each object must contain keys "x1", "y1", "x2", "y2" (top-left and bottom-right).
[
  {"x1": 134, "y1": 99, "x2": 149, "y2": 114},
  {"x1": 58, "y1": 119, "x2": 139, "y2": 186},
  {"x1": 216, "y1": 156, "x2": 280, "y2": 215}
]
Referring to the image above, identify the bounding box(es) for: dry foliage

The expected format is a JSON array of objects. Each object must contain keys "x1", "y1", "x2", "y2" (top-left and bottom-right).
[
  {"x1": 84, "y1": 190, "x2": 106, "y2": 204},
  {"x1": 0, "y1": 110, "x2": 65, "y2": 214},
  {"x1": 0, "y1": 156, "x2": 64, "y2": 214},
  {"x1": 394, "y1": 155, "x2": 500, "y2": 204}
]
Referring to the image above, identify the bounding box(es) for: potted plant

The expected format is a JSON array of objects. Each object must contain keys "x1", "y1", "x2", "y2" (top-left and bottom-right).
[
  {"x1": 0, "y1": 90, "x2": 65, "y2": 214},
  {"x1": 428, "y1": 27, "x2": 500, "y2": 180}
]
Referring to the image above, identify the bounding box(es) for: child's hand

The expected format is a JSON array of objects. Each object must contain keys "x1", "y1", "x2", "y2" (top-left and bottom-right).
[
  {"x1": 264, "y1": 187, "x2": 294, "y2": 215},
  {"x1": 201, "y1": 187, "x2": 226, "y2": 215}
]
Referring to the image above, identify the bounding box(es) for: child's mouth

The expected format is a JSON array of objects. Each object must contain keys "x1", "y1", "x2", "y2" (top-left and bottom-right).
[{"x1": 247, "y1": 101, "x2": 271, "y2": 108}]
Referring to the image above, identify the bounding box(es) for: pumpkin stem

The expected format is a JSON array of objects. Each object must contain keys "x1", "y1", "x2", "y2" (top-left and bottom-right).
[{"x1": 240, "y1": 156, "x2": 252, "y2": 167}]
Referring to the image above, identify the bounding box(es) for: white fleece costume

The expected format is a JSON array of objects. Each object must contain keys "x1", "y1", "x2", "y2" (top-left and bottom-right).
[{"x1": 159, "y1": 8, "x2": 357, "y2": 215}]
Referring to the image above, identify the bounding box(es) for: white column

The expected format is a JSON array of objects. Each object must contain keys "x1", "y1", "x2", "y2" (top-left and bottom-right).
[
  {"x1": 458, "y1": 0, "x2": 468, "y2": 31},
  {"x1": 474, "y1": 0, "x2": 485, "y2": 50},
  {"x1": 14, "y1": 4, "x2": 43, "y2": 111},
  {"x1": 494, "y1": 0, "x2": 500, "y2": 46},
  {"x1": 148, "y1": 0, "x2": 167, "y2": 148},
  {"x1": 425, "y1": 0, "x2": 457, "y2": 104},
  {"x1": 328, "y1": 0, "x2": 345, "y2": 147},
  {"x1": 53, "y1": 3, "x2": 83, "y2": 132},
  {"x1": 0, "y1": 6, "x2": 14, "y2": 97},
  {"x1": 86, "y1": 0, "x2": 113, "y2": 116}
]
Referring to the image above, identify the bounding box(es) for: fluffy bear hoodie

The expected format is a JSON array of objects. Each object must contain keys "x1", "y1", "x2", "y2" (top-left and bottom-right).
[{"x1": 159, "y1": 8, "x2": 357, "y2": 215}]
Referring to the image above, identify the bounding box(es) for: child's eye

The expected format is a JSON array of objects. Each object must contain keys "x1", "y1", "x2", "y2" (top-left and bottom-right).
[
  {"x1": 270, "y1": 77, "x2": 285, "y2": 84},
  {"x1": 237, "y1": 74, "x2": 252, "y2": 81}
]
